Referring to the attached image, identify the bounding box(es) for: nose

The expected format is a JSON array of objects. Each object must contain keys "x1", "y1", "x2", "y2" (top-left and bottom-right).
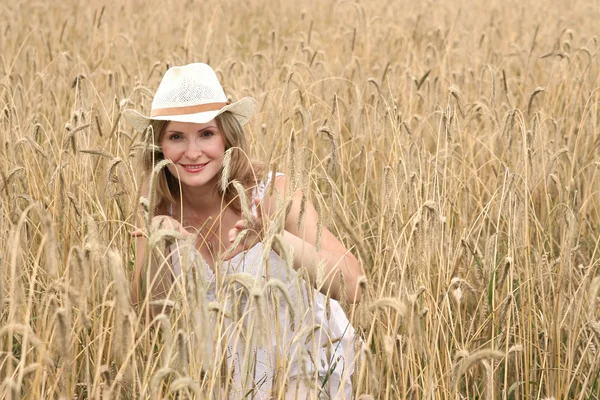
[{"x1": 185, "y1": 138, "x2": 203, "y2": 159}]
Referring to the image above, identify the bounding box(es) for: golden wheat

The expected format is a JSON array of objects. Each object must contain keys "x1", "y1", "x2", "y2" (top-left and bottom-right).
[{"x1": 1, "y1": 0, "x2": 599, "y2": 398}]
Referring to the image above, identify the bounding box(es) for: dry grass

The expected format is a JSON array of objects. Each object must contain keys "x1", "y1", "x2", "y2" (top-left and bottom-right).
[{"x1": 1, "y1": 0, "x2": 600, "y2": 398}]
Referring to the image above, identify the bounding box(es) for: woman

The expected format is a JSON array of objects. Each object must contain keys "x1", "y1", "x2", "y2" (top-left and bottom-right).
[{"x1": 126, "y1": 63, "x2": 363, "y2": 399}]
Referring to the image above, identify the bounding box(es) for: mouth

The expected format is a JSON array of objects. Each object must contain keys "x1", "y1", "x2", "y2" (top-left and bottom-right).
[{"x1": 180, "y1": 162, "x2": 209, "y2": 173}]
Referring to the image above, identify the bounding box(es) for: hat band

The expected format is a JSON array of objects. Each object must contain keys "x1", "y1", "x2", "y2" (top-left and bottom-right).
[{"x1": 150, "y1": 102, "x2": 230, "y2": 118}]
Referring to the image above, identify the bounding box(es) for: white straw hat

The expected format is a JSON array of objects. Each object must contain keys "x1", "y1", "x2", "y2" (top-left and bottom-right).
[{"x1": 123, "y1": 63, "x2": 257, "y2": 132}]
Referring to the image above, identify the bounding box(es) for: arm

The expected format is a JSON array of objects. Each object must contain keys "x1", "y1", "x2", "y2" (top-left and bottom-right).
[{"x1": 265, "y1": 176, "x2": 364, "y2": 303}]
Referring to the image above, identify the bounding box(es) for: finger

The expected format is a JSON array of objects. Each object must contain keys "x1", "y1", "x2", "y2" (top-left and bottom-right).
[
  {"x1": 152, "y1": 216, "x2": 168, "y2": 230},
  {"x1": 163, "y1": 218, "x2": 177, "y2": 230},
  {"x1": 178, "y1": 226, "x2": 193, "y2": 238},
  {"x1": 130, "y1": 229, "x2": 144, "y2": 237},
  {"x1": 224, "y1": 229, "x2": 248, "y2": 259},
  {"x1": 235, "y1": 220, "x2": 245, "y2": 230},
  {"x1": 229, "y1": 226, "x2": 242, "y2": 243}
]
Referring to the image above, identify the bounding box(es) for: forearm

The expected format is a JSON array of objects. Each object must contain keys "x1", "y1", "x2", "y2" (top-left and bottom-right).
[{"x1": 275, "y1": 230, "x2": 363, "y2": 303}]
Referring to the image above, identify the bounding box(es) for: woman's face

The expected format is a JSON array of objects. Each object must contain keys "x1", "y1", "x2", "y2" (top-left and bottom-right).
[{"x1": 159, "y1": 119, "x2": 226, "y2": 189}]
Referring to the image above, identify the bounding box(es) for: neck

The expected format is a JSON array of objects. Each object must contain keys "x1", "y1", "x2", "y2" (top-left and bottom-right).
[{"x1": 175, "y1": 179, "x2": 226, "y2": 222}]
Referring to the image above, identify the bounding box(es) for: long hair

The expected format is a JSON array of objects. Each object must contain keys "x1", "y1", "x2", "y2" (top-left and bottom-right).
[{"x1": 137, "y1": 111, "x2": 263, "y2": 215}]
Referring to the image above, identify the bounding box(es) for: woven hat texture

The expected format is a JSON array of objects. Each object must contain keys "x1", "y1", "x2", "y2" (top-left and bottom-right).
[{"x1": 123, "y1": 63, "x2": 256, "y2": 132}]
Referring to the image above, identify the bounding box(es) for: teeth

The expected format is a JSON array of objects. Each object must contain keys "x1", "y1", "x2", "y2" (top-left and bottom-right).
[{"x1": 183, "y1": 163, "x2": 206, "y2": 169}]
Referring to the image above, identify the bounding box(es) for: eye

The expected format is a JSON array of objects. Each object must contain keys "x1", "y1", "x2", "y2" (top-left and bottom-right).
[
  {"x1": 201, "y1": 130, "x2": 214, "y2": 138},
  {"x1": 168, "y1": 133, "x2": 183, "y2": 140}
]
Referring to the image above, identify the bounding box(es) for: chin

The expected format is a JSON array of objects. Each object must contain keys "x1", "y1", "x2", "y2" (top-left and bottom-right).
[{"x1": 183, "y1": 173, "x2": 220, "y2": 189}]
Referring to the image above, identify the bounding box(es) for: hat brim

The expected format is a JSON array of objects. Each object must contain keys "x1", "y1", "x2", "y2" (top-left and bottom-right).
[{"x1": 123, "y1": 97, "x2": 257, "y2": 133}]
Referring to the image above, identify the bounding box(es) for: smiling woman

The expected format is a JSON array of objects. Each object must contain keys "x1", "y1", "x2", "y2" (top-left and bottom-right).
[
  {"x1": 160, "y1": 120, "x2": 226, "y2": 188},
  {"x1": 125, "y1": 63, "x2": 363, "y2": 399}
]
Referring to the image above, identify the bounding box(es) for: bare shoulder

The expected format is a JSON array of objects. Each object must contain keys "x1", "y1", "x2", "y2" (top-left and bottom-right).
[
  {"x1": 263, "y1": 174, "x2": 318, "y2": 235},
  {"x1": 270, "y1": 173, "x2": 289, "y2": 193},
  {"x1": 259, "y1": 174, "x2": 295, "y2": 214}
]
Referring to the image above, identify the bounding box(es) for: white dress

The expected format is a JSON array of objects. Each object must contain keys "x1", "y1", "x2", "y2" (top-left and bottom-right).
[{"x1": 169, "y1": 173, "x2": 358, "y2": 399}]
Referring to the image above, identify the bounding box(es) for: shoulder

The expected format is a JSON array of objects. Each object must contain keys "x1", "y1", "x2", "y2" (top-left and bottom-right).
[
  {"x1": 254, "y1": 173, "x2": 294, "y2": 218},
  {"x1": 256, "y1": 172, "x2": 286, "y2": 201},
  {"x1": 267, "y1": 171, "x2": 286, "y2": 187}
]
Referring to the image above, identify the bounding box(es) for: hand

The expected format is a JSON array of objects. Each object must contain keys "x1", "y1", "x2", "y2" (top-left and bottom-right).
[
  {"x1": 130, "y1": 215, "x2": 192, "y2": 239},
  {"x1": 223, "y1": 197, "x2": 264, "y2": 260}
]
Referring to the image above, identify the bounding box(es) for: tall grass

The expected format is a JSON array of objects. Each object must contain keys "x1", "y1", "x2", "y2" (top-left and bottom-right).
[{"x1": 1, "y1": 0, "x2": 599, "y2": 398}]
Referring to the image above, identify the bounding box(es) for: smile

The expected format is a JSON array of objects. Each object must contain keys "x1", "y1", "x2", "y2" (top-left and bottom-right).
[{"x1": 180, "y1": 162, "x2": 209, "y2": 173}]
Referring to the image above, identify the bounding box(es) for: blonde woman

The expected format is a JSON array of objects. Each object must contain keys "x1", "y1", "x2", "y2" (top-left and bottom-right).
[{"x1": 127, "y1": 63, "x2": 363, "y2": 399}]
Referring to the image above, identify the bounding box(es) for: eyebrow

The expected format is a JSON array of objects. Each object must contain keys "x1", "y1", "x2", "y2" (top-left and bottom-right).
[{"x1": 165, "y1": 125, "x2": 218, "y2": 135}]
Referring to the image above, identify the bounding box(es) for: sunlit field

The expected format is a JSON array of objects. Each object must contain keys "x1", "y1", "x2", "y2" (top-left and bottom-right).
[{"x1": 1, "y1": 0, "x2": 600, "y2": 398}]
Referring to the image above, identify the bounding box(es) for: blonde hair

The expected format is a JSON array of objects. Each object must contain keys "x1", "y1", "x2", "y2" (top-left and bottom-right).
[{"x1": 138, "y1": 112, "x2": 263, "y2": 215}]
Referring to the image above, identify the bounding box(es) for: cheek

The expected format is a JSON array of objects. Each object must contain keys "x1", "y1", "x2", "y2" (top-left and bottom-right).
[
  {"x1": 215, "y1": 147, "x2": 227, "y2": 164},
  {"x1": 160, "y1": 142, "x2": 181, "y2": 160},
  {"x1": 166, "y1": 164, "x2": 179, "y2": 177},
  {"x1": 209, "y1": 138, "x2": 226, "y2": 159}
]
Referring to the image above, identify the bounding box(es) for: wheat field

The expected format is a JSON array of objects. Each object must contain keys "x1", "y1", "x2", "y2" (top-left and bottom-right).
[{"x1": 1, "y1": 0, "x2": 600, "y2": 398}]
